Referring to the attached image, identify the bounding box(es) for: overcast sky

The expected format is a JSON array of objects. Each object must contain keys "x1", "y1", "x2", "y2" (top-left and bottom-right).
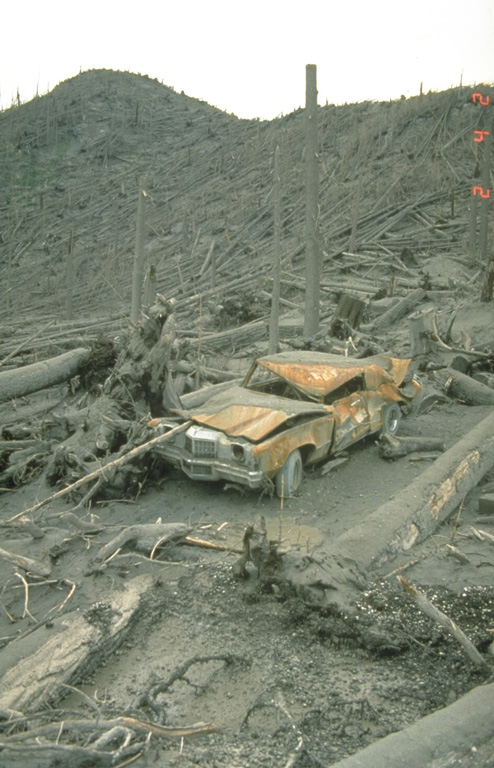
[{"x1": 1, "y1": 0, "x2": 493, "y2": 118}]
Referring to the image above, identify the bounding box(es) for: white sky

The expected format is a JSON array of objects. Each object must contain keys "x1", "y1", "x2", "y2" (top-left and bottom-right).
[{"x1": 1, "y1": 0, "x2": 493, "y2": 118}]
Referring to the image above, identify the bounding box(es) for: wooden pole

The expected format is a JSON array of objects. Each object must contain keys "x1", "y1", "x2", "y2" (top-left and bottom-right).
[
  {"x1": 479, "y1": 124, "x2": 491, "y2": 264},
  {"x1": 131, "y1": 181, "x2": 146, "y2": 324},
  {"x1": 303, "y1": 64, "x2": 320, "y2": 337},
  {"x1": 66, "y1": 227, "x2": 74, "y2": 320},
  {"x1": 269, "y1": 145, "x2": 281, "y2": 353}
]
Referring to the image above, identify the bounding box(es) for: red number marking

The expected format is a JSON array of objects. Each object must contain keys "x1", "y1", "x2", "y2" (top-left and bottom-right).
[
  {"x1": 473, "y1": 130, "x2": 490, "y2": 142},
  {"x1": 472, "y1": 92, "x2": 490, "y2": 106},
  {"x1": 472, "y1": 186, "x2": 491, "y2": 198}
]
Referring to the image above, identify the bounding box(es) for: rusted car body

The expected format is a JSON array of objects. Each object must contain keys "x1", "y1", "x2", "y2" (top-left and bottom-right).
[{"x1": 149, "y1": 352, "x2": 421, "y2": 496}]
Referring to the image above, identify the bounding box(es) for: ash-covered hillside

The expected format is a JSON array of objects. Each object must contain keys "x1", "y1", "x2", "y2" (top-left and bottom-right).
[{"x1": 0, "y1": 69, "x2": 492, "y2": 331}]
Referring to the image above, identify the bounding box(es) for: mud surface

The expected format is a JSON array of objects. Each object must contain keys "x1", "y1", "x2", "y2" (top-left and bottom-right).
[{"x1": 2, "y1": 401, "x2": 494, "y2": 766}]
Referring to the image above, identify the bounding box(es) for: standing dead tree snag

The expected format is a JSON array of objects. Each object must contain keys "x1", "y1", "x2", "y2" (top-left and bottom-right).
[
  {"x1": 304, "y1": 63, "x2": 320, "y2": 337},
  {"x1": 269, "y1": 145, "x2": 281, "y2": 354},
  {"x1": 131, "y1": 180, "x2": 147, "y2": 324}
]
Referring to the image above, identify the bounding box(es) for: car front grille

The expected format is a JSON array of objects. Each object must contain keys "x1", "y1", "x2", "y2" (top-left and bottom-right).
[
  {"x1": 185, "y1": 436, "x2": 217, "y2": 458},
  {"x1": 190, "y1": 464, "x2": 212, "y2": 476}
]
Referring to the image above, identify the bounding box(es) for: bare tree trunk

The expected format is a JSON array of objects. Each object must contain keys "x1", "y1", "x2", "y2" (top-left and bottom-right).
[
  {"x1": 269, "y1": 145, "x2": 281, "y2": 353},
  {"x1": 479, "y1": 130, "x2": 491, "y2": 263},
  {"x1": 468, "y1": 194, "x2": 478, "y2": 258},
  {"x1": 480, "y1": 253, "x2": 494, "y2": 301},
  {"x1": 304, "y1": 64, "x2": 320, "y2": 337},
  {"x1": 131, "y1": 181, "x2": 146, "y2": 324},
  {"x1": 332, "y1": 410, "x2": 494, "y2": 569},
  {"x1": 142, "y1": 264, "x2": 157, "y2": 310},
  {"x1": 66, "y1": 228, "x2": 74, "y2": 320}
]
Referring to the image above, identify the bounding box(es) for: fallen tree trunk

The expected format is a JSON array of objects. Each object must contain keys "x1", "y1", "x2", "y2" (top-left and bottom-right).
[
  {"x1": 333, "y1": 409, "x2": 494, "y2": 572},
  {"x1": 378, "y1": 433, "x2": 445, "y2": 459},
  {"x1": 0, "y1": 348, "x2": 89, "y2": 403},
  {"x1": 433, "y1": 367, "x2": 494, "y2": 406},
  {"x1": 0, "y1": 574, "x2": 154, "y2": 712},
  {"x1": 243, "y1": 410, "x2": 494, "y2": 614},
  {"x1": 93, "y1": 522, "x2": 191, "y2": 563},
  {"x1": 328, "y1": 682, "x2": 494, "y2": 768},
  {"x1": 369, "y1": 287, "x2": 426, "y2": 332}
]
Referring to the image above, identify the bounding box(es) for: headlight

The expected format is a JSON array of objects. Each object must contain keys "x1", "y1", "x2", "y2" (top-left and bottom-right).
[{"x1": 231, "y1": 443, "x2": 245, "y2": 462}]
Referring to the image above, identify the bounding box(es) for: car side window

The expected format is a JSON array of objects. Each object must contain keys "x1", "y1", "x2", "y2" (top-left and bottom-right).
[{"x1": 324, "y1": 374, "x2": 364, "y2": 404}]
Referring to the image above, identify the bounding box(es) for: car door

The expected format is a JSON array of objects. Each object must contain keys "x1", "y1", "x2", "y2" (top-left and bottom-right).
[{"x1": 330, "y1": 390, "x2": 371, "y2": 453}]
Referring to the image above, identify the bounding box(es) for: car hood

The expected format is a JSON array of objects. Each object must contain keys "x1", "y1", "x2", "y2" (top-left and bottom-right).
[{"x1": 176, "y1": 386, "x2": 328, "y2": 441}]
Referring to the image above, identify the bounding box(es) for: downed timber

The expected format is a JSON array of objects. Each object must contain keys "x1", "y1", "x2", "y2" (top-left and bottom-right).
[
  {"x1": 0, "y1": 574, "x2": 155, "y2": 712},
  {"x1": 378, "y1": 433, "x2": 445, "y2": 459},
  {"x1": 434, "y1": 367, "x2": 494, "y2": 406},
  {"x1": 0, "y1": 546, "x2": 52, "y2": 577},
  {"x1": 93, "y1": 522, "x2": 191, "y2": 562},
  {"x1": 239, "y1": 414, "x2": 494, "y2": 614},
  {"x1": 186, "y1": 320, "x2": 268, "y2": 352},
  {"x1": 327, "y1": 682, "x2": 494, "y2": 768},
  {"x1": 367, "y1": 287, "x2": 426, "y2": 332},
  {"x1": 8, "y1": 420, "x2": 193, "y2": 521},
  {"x1": 0, "y1": 348, "x2": 89, "y2": 403},
  {"x1": 332, "y1": 409, "x2": 494, "y2": 573}
]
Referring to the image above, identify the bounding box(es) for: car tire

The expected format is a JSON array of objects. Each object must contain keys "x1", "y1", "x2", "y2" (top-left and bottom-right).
[
  {"x1": 381, "y1": 403, "x2": 401, "y2": 435},
  {"x1": 275, "y1": 449, "x2": 303, "y2": 498}
]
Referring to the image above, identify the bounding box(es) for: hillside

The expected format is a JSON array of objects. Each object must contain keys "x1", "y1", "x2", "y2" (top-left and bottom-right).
[
  {"x1": 1, "y1": 69, "x2": 492, "y2": 339},
  {"x1": 1, "y1": 71, "x2": 494, "y2": 768}
]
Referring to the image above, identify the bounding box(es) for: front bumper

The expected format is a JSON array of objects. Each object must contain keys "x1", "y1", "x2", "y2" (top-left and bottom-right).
[
  {"x1": 152, "y1": 426, "x2": 265, "y2": 489},
  {"x1": 180, "y1": 455, "x2": 264, "y2": 488}
]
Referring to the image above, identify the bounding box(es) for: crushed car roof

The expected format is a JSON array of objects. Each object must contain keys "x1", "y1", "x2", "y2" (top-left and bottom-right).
[{"x1": 255, "y1": 351, "x2": 412, "y2": 399}]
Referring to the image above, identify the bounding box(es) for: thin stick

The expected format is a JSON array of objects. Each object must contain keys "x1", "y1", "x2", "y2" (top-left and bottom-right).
[
  {"x1": 382, "y1": 559, "x2": 419, "y2": 579},
  {"x1": 15, "y1": 572, "x2": 35, "y2": 621},
  {"x1": 183, "y1": 536, "x2": 243, "y2": 554},
  {"x1": 57, "y1": 580, "x2": 76, "y2": 612},
  {"x1": 398, "y1": 575, "x2": 487, "y2": 668}
]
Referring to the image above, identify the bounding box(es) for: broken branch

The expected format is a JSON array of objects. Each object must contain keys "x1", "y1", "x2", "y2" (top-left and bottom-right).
[{"x1": 397, "y1": 575, "x2": 487, "y2": 668}]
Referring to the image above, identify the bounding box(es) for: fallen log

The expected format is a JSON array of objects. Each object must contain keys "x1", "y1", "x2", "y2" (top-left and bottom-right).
[
  {"x1": 235, "y1": 412, "x2": 494, "y2": 614},
  {"x1": 378, "y1": 433, "x2": 445, "y2": 459},
  {"x1": 368, "y1": 287, "x2": 426, "y2": 332},
  {"x1": 0, "y1": 546, "x2": 52, "y2": 577},
  {"x1": 93, "y1": 522, "x2": 191, "y2": 562},
  {"x1": 186, "y1": 320, "x2": 268, "y2": 353},
  {"x1": 0, "y1": 574, "x2": 154, "y2": 712},
  {"x1": 332, "y1": 409, "x2": 494, "y2": 573},
  {"x1": 327, "y1": 682, "x2": 494, "y2": 768},
  {"x1": 0, "y1": 348, "x2": 89, "y2": 403},
  {"x1": 433, "y1": 367, "x2": 494, "y2": 406}
]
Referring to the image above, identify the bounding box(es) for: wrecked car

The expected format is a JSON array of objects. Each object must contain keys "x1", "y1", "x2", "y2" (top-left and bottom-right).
[{"x1": 148, "y1": 351, "x2": 421, "y2": 497}]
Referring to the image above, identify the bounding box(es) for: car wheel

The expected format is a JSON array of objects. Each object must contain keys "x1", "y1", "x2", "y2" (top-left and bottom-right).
[
  {"x1": 275, "y1": 449, "x2": 303, "y2": 498},
  {"x1": 381, "y1": 403, "x2": 401, "y2": 435}
]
